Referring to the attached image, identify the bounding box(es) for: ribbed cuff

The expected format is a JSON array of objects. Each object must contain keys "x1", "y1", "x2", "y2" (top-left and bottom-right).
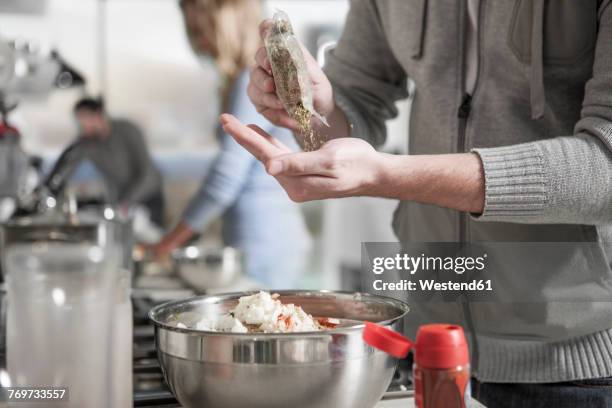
[
  {"x1": 472, "y1": 143, "x2": 549, "y2": 221},
  {"x1": 476, "y1": 329, "x2": 612, "y2": 383}
]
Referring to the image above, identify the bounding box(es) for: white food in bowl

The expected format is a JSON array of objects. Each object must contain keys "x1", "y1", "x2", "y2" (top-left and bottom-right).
[{"x1": 180, "y1": 291, "x2": 339, "y2": 333}]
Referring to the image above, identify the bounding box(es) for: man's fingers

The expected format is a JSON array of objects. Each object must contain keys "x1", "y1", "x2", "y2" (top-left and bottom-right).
[
  {"x1": 220, "y1": 114, "x2": 282, "y2": 162},
  {"x1": 260, "y1": 108, "x2": 300, "y2": 130},
  {"x1": 258, "y1": 20, "x2": 274, "y2": 43},
  {"x1": 247, "y1": 80, "x2": 283, "y2": 110},
  {"x1": 246, "y1": 81, "x2": 298, "y2": 129},
  {"x1": 267, "y1": 151, "x2": 332, "y2": 176},
  {"x1": 251, "y1": 66, "x2": 275, "y2": 93},
  {"x1": 255, "y1": 46, "x2": 272, "y2": 73},
  {"x1": 261, "y1": 91, "x2": 283, "y2": 110},
  {"x1": 247, "y1": 81, "x2": 264, "y2": 111},
  {"x1": 247, "y1": 125, "x2": 292, "y2": 153}
]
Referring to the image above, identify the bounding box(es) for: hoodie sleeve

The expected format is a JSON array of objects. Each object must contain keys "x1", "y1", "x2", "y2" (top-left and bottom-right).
[
  {"x1": 323, "y1": 0, "x2": 409, "y2": 147},
  {"x1": 473, "y1": 1, "x2": 612, "y2": 224}
]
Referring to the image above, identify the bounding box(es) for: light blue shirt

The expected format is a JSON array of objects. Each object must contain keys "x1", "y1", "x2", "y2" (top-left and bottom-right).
[{"x1": 182, "y1": 71, "x2": 311, "y2": 288}]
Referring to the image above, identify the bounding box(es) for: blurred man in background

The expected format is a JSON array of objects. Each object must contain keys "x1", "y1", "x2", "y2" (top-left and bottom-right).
[{"x1": 46, "y1": 98, "x2": 164, "y2": 226}]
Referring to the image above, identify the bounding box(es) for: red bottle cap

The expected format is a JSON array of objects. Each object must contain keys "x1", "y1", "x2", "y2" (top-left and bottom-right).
[
  {"x1": 414, "y1": 324, "x2": 469, "y2": 369},
  {"x1": 363, "y1": 322, "x2": 469, "y2": 369},
  {"x1": 363, "y1": 321, "x2": 413, "y2": 358}
]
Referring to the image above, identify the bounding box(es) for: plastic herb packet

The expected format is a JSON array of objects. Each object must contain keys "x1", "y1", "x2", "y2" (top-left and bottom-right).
[{"x1": 264, "y1": 10, "x2": 329, "y2": 152}]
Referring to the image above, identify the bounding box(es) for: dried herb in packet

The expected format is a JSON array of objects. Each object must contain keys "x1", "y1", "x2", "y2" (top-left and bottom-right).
[{"x1": 265, "y1": 10, "x2": 329, "y2": 152}]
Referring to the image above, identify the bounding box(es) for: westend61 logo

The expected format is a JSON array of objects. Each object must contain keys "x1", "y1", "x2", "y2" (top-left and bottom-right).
[
  {"x1": 367, "y1": 251, "x2": 493, "y2": 294},
  {"x1": 371, "y1": 253, "x2": 488, "y2": 275}
]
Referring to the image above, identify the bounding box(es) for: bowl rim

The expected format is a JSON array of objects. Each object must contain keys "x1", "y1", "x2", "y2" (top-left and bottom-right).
[
  {"x1": 148, "y1": 289, "x2": 410, "y2": 338},
  {"x1": 171, "y1": 245, "x2": 242, "y2": 260}
]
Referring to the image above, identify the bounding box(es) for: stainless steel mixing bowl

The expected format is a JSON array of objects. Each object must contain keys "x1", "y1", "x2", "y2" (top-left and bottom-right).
[
  {"x1": 149, "y1": 290, "x2": 409, "y2": 408},
  {"x1": 171, "y1": 246, "x2": 243, "y2": 291}
]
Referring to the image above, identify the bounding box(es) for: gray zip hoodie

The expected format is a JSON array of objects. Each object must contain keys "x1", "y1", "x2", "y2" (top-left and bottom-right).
[{"x1": 324, "y1": 0, "x2": 612, "y2": 382}]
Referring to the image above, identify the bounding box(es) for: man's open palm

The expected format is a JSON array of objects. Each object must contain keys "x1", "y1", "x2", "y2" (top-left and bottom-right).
[{"x1": 220, "y1": 114, "x2": 383, "y2": 202}]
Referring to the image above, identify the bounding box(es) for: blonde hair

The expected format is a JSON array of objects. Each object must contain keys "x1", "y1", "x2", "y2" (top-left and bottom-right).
[{"x1": 180, "y1": 0, "x2": 261, "y2": 82}]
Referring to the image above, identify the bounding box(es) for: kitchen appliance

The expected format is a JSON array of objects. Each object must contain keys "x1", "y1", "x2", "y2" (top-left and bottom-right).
[
  {"x1": 1, "y1": 208, "x2": 134, "y2": 407},
  {"x1": 0, "y1": 125, "x2": 29, "y2": 203},
  {"x1": 149, "y1": 290, "x2": 409, "y2": 408},
  {"x1": 4, "y1": 243, "x2": 115, "y2": 408},
  {"x1": 171, "y1": 246, "x2": 243, "y2": 291},
  {"x1": 0, "y1": 34, "x2": 86, "y2": 221},
  {"x1": 0, "y1": 37, "x2": 85, "y2": 102}
]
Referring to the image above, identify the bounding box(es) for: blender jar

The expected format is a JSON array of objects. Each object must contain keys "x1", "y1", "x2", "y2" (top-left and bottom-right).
[{"x1": 5, "y1": 243, "x2": 115, "y2": 408}]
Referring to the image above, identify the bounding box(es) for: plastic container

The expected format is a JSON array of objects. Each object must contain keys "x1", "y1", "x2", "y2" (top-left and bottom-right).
[
  {"x1": 104, "y1": 211, "x2": 134, "y2": 408},
  {"x1": 5, "y1": 244, "x2": 115, "y2": 408},
  {"x1": 111, "y1": 265, "x2": 133, "y2": 408},
  {"x1": 2, "y1": 211, "x2": 134, "y2": 408},
  {"x1": 363, "y1": 322, "x2": 471, "y2": 408}
]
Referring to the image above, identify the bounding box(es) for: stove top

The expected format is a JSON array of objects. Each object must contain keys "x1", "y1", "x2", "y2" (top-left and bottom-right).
[
  {"x1": 132, "y1": 292, "x2": 180, "y2": 407},
  {"x1": 131, "y1": 278, "x2": 413, "y2": 407}
]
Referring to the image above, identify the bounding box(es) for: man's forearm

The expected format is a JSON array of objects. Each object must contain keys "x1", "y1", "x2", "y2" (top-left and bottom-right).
[
  {"x1": 222, "y1": 114, "x2": 485, "y2": 212},
  {"x1": 313, "y1": 105, "x2": 352, "y2": 141},
  {"x1": 374, "y1": 153, "x2": 486, "y2": 214}
]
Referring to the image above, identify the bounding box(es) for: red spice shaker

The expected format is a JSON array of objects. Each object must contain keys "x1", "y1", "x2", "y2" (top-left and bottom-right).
[{"x1": 363, "y1": 322, "x2": 470, "y2": 408}]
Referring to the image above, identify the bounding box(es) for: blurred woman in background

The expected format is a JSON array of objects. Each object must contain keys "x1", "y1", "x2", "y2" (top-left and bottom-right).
[{"x1": 152, "y1": 0, "x2": 311, "y2": 288}]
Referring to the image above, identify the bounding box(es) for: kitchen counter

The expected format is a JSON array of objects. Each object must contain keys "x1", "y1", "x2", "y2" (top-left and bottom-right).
[
  {"x1": 378, "y1": 396, "x2": 486, "y2": 408},
  {"x1": 377, "y1": 396, "x2": 414, "y2": 407}
]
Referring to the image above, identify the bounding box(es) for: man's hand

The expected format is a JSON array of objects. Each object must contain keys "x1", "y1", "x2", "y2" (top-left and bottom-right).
[
  {"x1": 221, "y1": 114, "x2": 383, "y2": 201},
  {"x1": 249, "y1": 20, "x2": 336, "y2": 131},
  {"x1": 221, "y1": 113, "x2": 486, "y2": 213}
]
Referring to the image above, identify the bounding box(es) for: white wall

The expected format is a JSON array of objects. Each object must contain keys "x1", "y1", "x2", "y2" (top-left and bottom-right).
[{"x1": 0, "y1": 0, "x2": 218, "y2": 155}]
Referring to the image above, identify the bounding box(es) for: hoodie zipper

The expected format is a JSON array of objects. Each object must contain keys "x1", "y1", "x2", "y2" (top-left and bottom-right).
[
  {"x1": 458, "y1": 95, "x2": 472, "y2": 240},
  {"x1": 457, "y1": 0, "x2": 485, "y2": 377}
]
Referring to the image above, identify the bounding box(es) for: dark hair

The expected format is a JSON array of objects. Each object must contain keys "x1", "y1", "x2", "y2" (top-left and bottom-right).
[{"x1": 74, "y1": 97, "x2": 104, "y2": 113}]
